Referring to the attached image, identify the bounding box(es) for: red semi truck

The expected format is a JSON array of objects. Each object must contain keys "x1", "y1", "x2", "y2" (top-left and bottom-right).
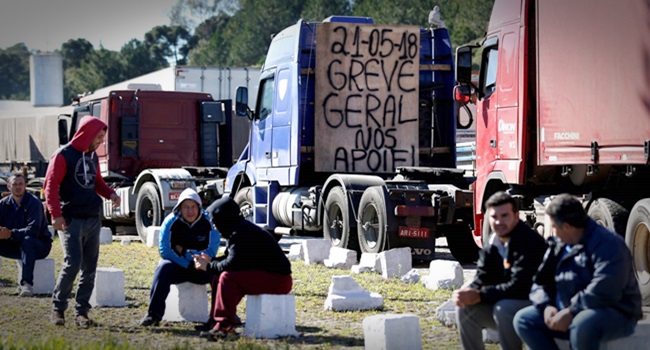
[
  {"x1": 455, "y1": 0, "x2": 650, "y2": 303},
  {"x1": 56, "y1": 89, "x2": 235, "y2": 240}
]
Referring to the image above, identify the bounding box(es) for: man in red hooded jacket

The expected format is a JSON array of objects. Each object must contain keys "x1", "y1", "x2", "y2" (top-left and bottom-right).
[{"x1": 44, "y1": 115, "x2": 120, "y2": 328}]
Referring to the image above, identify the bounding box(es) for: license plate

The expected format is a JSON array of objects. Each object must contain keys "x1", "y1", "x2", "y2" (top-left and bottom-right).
[
  {"x1": 169, "y1": 192, "x2": 182, "y2": 201},
  {"x1": 398, "y1": 226, "x2": 430, "y2": 239}
]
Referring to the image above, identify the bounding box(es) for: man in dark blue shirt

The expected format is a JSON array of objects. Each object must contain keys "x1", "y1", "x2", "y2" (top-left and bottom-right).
[{"x1": 0, "y1": 173, "x2": 52, "y2": 296}]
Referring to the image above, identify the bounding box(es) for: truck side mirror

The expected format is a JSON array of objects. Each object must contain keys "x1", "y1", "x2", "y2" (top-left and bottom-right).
[
  {"x1": 454, "y1": 85, "x2": 474, "y2": 104},
  {"x1": 455, "y1": 45, "x2": 474, "y2": 85},
  {"x1": 235, "y1": 86, "x2": 248, "y2": 117},
  {"x1": 58, "y1": 119, "x2": 69, "y2": 145}
]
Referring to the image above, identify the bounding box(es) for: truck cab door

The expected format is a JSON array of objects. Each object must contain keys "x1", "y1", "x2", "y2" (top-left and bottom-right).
[
  {"x1": 250, "y1": 75, "x2": 275, "y2": 177},
  {"x1": 476, "y1": 37, "x2": 499, "y2": 173}
]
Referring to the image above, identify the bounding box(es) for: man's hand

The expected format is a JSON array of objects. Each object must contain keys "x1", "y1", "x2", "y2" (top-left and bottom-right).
[
  {"x1": 0, "y1": 226, "x2": 11, "y2": 239},
  {"x1": 543, "y1": 306, "x2": 558, "y2": 328},
  {"x1": 52, "y1": 217, "x2": 66, "y2": 231},
  {"x1": 193, "y1": 252, "x2": 211, "y2": 271},
  {"x1": 548, "y1": 308, "x2": 573, "y2": 332},
  {"x1": 452, "y1": 287, "x2": 481, "y2": 307},
  {"x1": 110, "y1": 193, "x2": 121, "y2": 209}
]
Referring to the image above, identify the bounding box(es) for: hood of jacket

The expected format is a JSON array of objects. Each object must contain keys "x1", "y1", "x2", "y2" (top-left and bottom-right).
[
  {"x1": 211, "y1": 196, "x2": 243, "y2": 239},
  {"x1": 172, "y1": 188, "x2": 202, "y2": 212},
  {"x1": 70, "y1": 115, "x2": 107, "y2": 152}
]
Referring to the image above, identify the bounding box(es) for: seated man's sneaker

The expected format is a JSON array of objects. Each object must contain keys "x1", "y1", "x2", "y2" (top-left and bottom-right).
[
  {"x1": 18, "y1": 283, "x2": 33, "y2": 297},
  {"x1": 139, "y1": 315, "x2": 161, "y2": 327},
  {"x1": 74, "y1": 314, "x2": 94, "y2": 328},
  {"x1": 51, "y1": 311, "x2": 65, "y2": 326}
]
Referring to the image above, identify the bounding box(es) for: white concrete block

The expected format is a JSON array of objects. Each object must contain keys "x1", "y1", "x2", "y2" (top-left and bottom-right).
[
  {"x1": 379, "y1": 247, "x2": 412, "y2": 279},
  {"x1": 483, "y1": 328, "x2": 499, "y2": 343},
  {"x1": 244, "y1": 294, "x2": 299, "y2": 339},
  {"x1": 47, "y1": 225, "x2": 55, "y2": 236},
  {"x1": 400, "y1": 269, "x2": 420, "y2": 284},
  {"x1": 351, "y1": 264, "x2": 373, "y2": 274},
  {"x1": 302, "y1": 239, "x2": 331, "y2": 265},
  {"x1": 288, "y1": 244, "x2": 303, "y2": 261},
  {"x1": 90, "y1": 267, "x2": 127, "y2": 307},
  {"x1": 359, "y1": 253, "x2": 382, "y2": 273},
  {"x1": 100, "y1": 227, "x2": 113, "y2": 245},
  {"x1": 162, "y1": 282, "x2": 209, "y2": 323},
  {"x1": 16, "y1": 258, "x2": 55, "y2": 294},
  {"x1": 121, "y1": 239, "x2": 131, "y2": 246},
  {"x1": 324, "y1": 247, "x2": 358, "y2": 269},
  {"x1": 363, "y1": 313, "x2": 422, "y2": 350},
  {"x1": 422, "y1": 260, "x2": 464, "y2": 290},
  {"x1": 434, "y1": 300, "x2": 457, "y2": 327},
  {"x1": 146, "y1": 226, "x2": 161, "y2": 248},
  {"x1": 324, "y1": 275, "x2": 383, "y2": 311}
]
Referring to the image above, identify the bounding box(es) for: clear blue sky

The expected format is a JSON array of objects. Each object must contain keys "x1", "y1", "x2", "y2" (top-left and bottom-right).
[{"x1": 0, "y1": 0, "x2": 181, "y2": 52}]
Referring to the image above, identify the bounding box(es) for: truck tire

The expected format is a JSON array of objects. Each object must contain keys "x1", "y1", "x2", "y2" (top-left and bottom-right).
[
  {"x1": 234, "y1": 186, "x2": 282, "y2": 241},
  {"x1": 587, "y1": 198, "x2": 629, "y2": 236},
  {"x1": 625, "y1": 199, "x2": 650, "y2": 305},
  {"x1": 446, "y1": 224, "x2": 480, "y2": 264},
  {"x1": 324, "y1": 186, "x2": 358, "y2": 250},
  {"x1": 135, "y1": 182, "x2": 162, "y2": 242},
  {"x1": 234, "y1": 187, "x2": 255, "y2": 222},
  {"x1": 357, "y1": 186, "x2": 388, "y2": 254}
]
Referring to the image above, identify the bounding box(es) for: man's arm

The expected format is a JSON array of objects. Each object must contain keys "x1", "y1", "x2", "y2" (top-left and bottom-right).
[
  {"x1": 44, "y1": 153, "x2": 66, "y2": 219},
  {"x1": 93, "y1": 160, "x2": 120, "y2": 208},
  {"x1": 9, "y1": 195, "x2": 45, "y2": 241},
  {"x1": 568, "y1": 241, "x2": 630, "y2": 315},
  {"x1": 158, "y1": 214, "x2": 192, "y2": 268}
]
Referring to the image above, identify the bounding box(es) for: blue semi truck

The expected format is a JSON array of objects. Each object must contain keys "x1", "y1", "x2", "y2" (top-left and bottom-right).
[{"x1": 223, "y1": 15, "x2": 477, "y2": 262}]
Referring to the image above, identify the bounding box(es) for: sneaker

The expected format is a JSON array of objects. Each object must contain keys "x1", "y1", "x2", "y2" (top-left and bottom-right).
[
  {"x1": 74, "y1": 314, "x2": 94, "y2": 328},
  {"x1": 18, "y1": 283, "x2": 33, "y2": 297},
  {"x1": 139, "y1": 315, "x2": 160, "y2": 327},
  {"x1": 51, "y1": 311, "x2": 65, "y2": 326}
]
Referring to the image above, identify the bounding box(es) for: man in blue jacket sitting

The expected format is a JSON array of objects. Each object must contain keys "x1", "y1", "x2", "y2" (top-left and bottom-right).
[
  {"x1": 514, "y1": 193, "x2": 642, "y2": 350},
  {"x1": 140, "y1": 188, "x2": 221, "y2": 326},
  {"x1": 0, "y1": 173, "x2": 52, "y2": 296}
]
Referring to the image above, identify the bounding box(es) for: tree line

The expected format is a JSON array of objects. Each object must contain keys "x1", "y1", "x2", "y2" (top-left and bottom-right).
[{"x1": 0, "y1": 0, "x2": 493, "y2": 104}]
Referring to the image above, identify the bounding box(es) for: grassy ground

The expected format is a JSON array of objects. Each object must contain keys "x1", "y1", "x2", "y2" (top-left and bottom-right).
[{"x1": 0, "y1": 236, "x2": 492, "y2": 350}]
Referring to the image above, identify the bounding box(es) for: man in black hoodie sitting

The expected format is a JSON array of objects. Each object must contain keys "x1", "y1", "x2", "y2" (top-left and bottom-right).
[{"x1": 193, "y1": 196, "x2": 292, "y2": 339}]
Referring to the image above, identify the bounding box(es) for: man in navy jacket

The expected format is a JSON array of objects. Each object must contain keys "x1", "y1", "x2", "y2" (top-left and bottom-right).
[
  {"x1": 514, "y1": 194, "x2": 642, "y2": 350},
  {"x1": 0, "y1": 173, "x2": 52, "y2": 296}
]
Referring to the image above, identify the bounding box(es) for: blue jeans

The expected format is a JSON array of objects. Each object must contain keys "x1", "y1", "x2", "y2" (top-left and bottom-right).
[
  {"x1": 456, "y1": 298, "x2": 531, "y2": 350},
  {"x1": 0, "y1": 236, "x2": 51, "y2": 285},
  {"x1": 52, "y1": 217, "x2": 100, "y2": 316},
  {"x1": 147, "y1": 259, "x2": 211, "y2": 319},
  {"x1": 514, "y1": 305, "x2": 637, "y2": 350}
]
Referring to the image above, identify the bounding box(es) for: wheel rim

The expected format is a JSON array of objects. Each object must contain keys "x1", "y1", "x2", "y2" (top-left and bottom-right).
[
  {"x1": 360, "y1": 203, "x2": 380, "y2": 249},
  {"x1": 140, "y1": 199, "x2": 153, "y2": 227},
  {"x1": 631, "y1": 222, "x2": 650, "y2": 287},
  {"x1": 240, "y1": 202, "x2": 254, "y2": 222},
  {"x1": 327, "y1": 203, "x2": 343, "y2": 245}
]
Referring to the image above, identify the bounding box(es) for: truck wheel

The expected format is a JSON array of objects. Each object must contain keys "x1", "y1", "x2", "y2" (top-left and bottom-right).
[
  {"x1": 446, "y1": 224, "x2": 480, "y2": 264},
  {"x1": 234, "y1": 186, "x2": 282, "y2": 241},
  {"x1": 135, "y1": 182, "x2": 162, "y2": 242},
  {"x1": 588, "y1": 198, "x2": 629, "y2": 236},
  {"x1": 324, "y1": 186, "x2": 357, "y2": 250},
  {"x1": 625, "y1": 199, "x2": 650, "y2": 305},
  {"x1": 357, "y1": 186, "x2": 388, "y2": 254},
  {"x1": 234, "y1": 187, "x2": 255, "y2": 222}
]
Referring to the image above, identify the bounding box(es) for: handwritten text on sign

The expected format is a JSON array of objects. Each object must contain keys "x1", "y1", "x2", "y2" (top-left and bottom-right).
[{"x1": 315, "y1": 23, "x2": 420, "y2": 173}]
